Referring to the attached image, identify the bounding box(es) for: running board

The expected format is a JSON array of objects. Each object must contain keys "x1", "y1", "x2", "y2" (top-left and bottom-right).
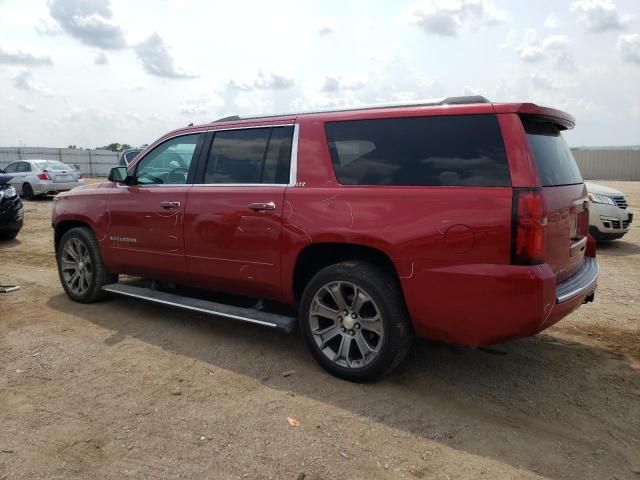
[{"x1": 102, "y1": 283, "x2": 296, "y2": 333}]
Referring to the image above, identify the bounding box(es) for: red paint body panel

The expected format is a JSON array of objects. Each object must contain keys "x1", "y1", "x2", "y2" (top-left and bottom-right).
[
  {"x1": 52, "y1": 100, "x2": 596, "y2": 347},
  {"x1": 183, "y1": 186, "x2": 286, "y2": 299}
]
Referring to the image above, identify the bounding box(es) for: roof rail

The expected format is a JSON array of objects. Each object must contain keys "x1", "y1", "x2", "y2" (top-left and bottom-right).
[{"x1": 211, "y1": 95, "x2": 491, "y2": 123}]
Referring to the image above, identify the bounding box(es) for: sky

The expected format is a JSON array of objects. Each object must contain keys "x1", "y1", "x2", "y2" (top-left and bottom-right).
[{"x1": 0, "y1": 0, "x2": 639, "y2": 148}]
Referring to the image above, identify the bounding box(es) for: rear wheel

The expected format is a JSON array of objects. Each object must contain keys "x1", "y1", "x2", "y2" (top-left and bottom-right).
[
  {"x1": 0, "y1": 230, "x2": 19, "y2": 241},
  {"x1": 57, "y1": 227, "x2": 117, "y2": 303},
  {"x1": 299, "y1": 261, "x2": 413, "y2": 382},
  {"x1": 21, "y1": 183, "x2": 35, "y2": 200}
]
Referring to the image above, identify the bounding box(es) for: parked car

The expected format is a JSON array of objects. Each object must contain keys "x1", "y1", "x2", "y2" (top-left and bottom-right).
[
  {"x1": 51, "y1": 96, "x2": 598, "y2": 381},
  {"x1": 0, "y1": 174, "x2": 23, "y2": 240},
  {"x1": 118, "y1": 148, "x2": 143, "y2": 167},
  {"x1": 586, "y1": 181, "x2": 632, "y2": 241},
  {"x1": 1, "y1": 160, "x2": 85, "y2": 199}
]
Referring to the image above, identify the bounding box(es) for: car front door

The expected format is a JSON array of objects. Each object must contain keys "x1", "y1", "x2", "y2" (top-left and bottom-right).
[
  {"x1": 106, "y1": 132, "x2": 205, "y2": 282},
  {"x1": 184, "y1": 125, "x2": 295, "y2": 299}
]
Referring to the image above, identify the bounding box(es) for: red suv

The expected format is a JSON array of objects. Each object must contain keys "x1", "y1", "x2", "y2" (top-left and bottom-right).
[{"x1": 52, "y1": 96, "x2": 598, "y2": 381}]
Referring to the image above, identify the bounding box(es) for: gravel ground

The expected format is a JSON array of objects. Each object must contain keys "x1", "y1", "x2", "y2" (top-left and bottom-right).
[{"x1": 1, "y1": 180, "x2": 639, "y2": 480}]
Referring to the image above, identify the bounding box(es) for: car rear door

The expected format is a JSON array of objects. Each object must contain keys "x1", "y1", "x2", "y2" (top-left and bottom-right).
[
  {"x1": 183, "y1": 124, "x2": 295, "y2": 299},
  {"x1": 106, "y1": 132, "x2": 206, "y2": 282}
]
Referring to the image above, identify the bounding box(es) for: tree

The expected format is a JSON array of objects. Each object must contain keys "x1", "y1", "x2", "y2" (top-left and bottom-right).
[{"x1": 98, "y1": 143, "x2": 132, "y2": 152}]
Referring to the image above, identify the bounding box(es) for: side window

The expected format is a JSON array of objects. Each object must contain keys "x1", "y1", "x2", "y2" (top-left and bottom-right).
[
  {"x1": 17, "y1": 162, "x2": 31, "y2": 173},
  {"x1": 135, "y1": 134, "x2": 201, "y2": 185},
  {"x1": 325, "y1": 115, "x2": 510, "y2": 187},
  {"x1": 263, "y1": 126, "x2": 293, "y2": 184},
  {"x1": 204, "y1": 126, "x2": 293, "y2": 184},
  {"x1": 4, "y1": 163, "x2": 18, "y2": 173}
]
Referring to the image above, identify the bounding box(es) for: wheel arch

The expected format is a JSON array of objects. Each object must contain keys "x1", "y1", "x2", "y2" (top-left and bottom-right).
[
  {"x1": 291, "y1": 242, "x2": 402, "y2": 303},
  {"x1": 54, "y1": 220, "x2": 94, "y2": 252}
]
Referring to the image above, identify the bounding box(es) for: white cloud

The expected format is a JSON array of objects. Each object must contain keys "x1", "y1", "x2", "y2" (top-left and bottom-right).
[
  {"x1": 530, "y1": 72, "x2": 560, "y2": 89},
  {"x1": 317, "y1": 25, "x2": 333, "y2": 36},
  {"x1": 617, "y1": 33, "x2": 640, "y2": 64},
  {"x1": 404, "y1": 0, "x2": 506, "y2": 36},
  {"x1": 321, "y1": 76, "x2": 365, "y2": 93},
  {"x1": 516, "y1": 31, "x2": 576, "y2": 71},
  {"x1": 544, "y1": 13, "x2": 560, "y2": 29},
  {"x1": 94, "y1": 51, "x2": 108, "y2": 65},
  {"x1": 227, "y1": 71, "x2": 295, "y2": 91},
  {"x1": 49, "y1": 0, "x2": 127, "y2": 49},
  {"x1": 13, "y1": 70, "x2": 53, "y2": 96},
  {"x1": 0, "y1": 46, "x2": 52, "y2": 65},
  {"x1": 18, "y1": 103, "x2": 36, "y2": 113},
  {"x1": 253, "y1": 71, "x2": 295, "y2": 90},
  {"x1": 179, "y1": 93, "x2": 224, "y2": 117},
  {"x1": 570, "y1": 0, "x2": 631, "y2": 33},
  {"x1": 134, "y1": 33, "x2": 198, "y2": 79}
]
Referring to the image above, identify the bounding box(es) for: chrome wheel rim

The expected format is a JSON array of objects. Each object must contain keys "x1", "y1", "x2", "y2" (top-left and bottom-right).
[
  {"x1": 60, "y1": 237, "x2": 92, "y2": 296},
  {"x1": 309, "y1": 281, "x2": 384, "y2": 369}
]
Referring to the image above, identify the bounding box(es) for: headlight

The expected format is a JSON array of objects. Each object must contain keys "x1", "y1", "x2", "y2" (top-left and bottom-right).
[
  {"x1": 588, "y1": 193, "x2": 615, "y2": 206},
  {"x1": 0, "y1": 186, "x2": 16, "y2": 201}
]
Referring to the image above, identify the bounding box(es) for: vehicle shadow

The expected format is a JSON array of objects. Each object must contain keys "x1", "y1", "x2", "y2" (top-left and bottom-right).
[
  {"x1": 0, "y1": 237, "x2": 22, "y2": 247},
  {"x1": 47, "y1": 293, "x2": 640, "y2": 479},
  {"x1": 596, "y1": 240, "x2": 640, "y2": 256}
]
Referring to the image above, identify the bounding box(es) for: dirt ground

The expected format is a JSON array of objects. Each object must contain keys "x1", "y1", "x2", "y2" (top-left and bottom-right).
[{"x1": 1, "y1": 180, "x2": 639, "y2": 480}]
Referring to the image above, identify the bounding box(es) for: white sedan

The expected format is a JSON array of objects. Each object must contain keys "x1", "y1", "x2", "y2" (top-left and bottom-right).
[
  {"x1": 586, "y1": 181, "x2": 633, "y2": 241},
  {"x1": 1, "y1": 159, "x2": 85, "y2": 200}
]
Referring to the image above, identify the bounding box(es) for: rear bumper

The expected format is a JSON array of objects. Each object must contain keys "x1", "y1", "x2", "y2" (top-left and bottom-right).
[
  {"x1": 401, "y1": 257, "x2": 598, "y2": 347},
  {"x1": 555, "y1": 257, "x2": 598, "y2": 303},
  {"x1": 33, "y1": 180, "x2": 84, "y2": 195}
]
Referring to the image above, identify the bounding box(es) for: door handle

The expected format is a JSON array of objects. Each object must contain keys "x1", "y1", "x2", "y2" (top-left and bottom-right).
[
  {"x1": 248, "y1": 201, "x2": 276, "y2": 211},
  {"x1": 160, "y1": 201, "x2": 181, "y2": 209}
]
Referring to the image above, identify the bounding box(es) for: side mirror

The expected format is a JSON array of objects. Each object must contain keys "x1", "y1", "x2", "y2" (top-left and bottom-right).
[{"x1": 108, "y1": 166, "x2": 131, "y2": 184}]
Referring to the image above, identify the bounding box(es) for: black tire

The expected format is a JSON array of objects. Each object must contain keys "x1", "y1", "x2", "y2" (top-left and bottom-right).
[
  {"x1": 299, "y1": 261, "x2": 414, "y2": 382},
  {"x1": 22, "y1": 183, "x2": 35, "y2": 200},
  {"x1": 0, "y1": 230, "x2": 19, "y2": 241},
  {"x1": 56, "y1": 227, "x2": 117, "y2": 303}
]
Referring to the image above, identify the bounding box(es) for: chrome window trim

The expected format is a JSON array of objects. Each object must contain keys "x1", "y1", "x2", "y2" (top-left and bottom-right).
[
  {"x1": 288, "y1": 123, "x2": 299, "y2": 187},
  {"x1": 120, "y1": 123, "x2": 298, "y2": 188}
]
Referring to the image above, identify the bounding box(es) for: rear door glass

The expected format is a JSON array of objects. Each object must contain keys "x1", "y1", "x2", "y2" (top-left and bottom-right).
[
  {"x1": 522, "y1": 116, "x2": 583, "y2": 186},
  {"x1": 204, "y1": 126, "x2": 293, "y2": 184},
  {"x1": 325, "y1": 114, "x2": 510, "y2": 186}
]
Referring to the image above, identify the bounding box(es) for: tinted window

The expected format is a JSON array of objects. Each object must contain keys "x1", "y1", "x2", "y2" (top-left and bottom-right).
[
  {"x1": 17, "y1": 162, "x2": 31, "y2": 173},
  {"x1": 136, "y1": 134, "x2": 201, "y2": 185},
  {"x1": 204, "y1": 127, "x2": 292, "y2": 184},
  {"x1": 35, "y1": 161, "x2": 69, "y2": 171},
  {"x1": 4, "y1": 163, "x2": 17, "y2": 173},
  {"x1": 124, "y1": 150, "x2": 141, "y2": 165},
  {"x1": 325, "y1": 114, "x2": 510, "y2": 186},
  {"x1": 263, "y1": 127, "x2": 293, "y2": 184},
  {"x1": 522, "y1": 117, "x2": 583, "y2": 186}
]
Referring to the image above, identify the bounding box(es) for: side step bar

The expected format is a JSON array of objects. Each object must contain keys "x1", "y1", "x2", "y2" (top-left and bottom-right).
[{"x1": 102, "y1": 283, "x2": 296, "y2": 333}]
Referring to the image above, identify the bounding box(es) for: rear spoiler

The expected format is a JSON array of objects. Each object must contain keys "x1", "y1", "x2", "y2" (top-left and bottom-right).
[{"x1": 493, "y1": 103, "x2": 575, "y2": 130}]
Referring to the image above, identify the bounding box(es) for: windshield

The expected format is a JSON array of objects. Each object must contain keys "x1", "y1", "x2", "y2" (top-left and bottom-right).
[{"x1": 522, "y1": 116, "x2": 583, "y2": 186}]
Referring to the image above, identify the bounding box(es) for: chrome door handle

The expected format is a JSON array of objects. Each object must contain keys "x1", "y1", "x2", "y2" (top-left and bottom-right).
[
  {"x1": 160, "y1": 201, "x2": 181, "y2": 208},
  {"x1": 248, "y1": 201, "x2": 276, "y2": 211}
]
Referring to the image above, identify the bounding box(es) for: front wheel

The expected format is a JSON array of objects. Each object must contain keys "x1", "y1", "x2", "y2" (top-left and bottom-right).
[
  {"x1": 299, "y1": 261, "x2": 413, "y2": 382},
  {"x1": 22, "y1": 183, "x2": 35, "y2": 200},
  {"x1": 57, "y1": 227, "x2": 117, "y2": 303}
]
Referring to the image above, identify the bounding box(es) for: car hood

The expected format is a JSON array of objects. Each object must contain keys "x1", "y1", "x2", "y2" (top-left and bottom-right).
[
  {"x1": 58, "y1": 181, "x2": 106, "y2": 197},
  {"x1": 0, "y1": 174, "x2": 13, "y2": 186},
  {"x1": 585, "y1": 182, "x2": 624, "y2": 197}
]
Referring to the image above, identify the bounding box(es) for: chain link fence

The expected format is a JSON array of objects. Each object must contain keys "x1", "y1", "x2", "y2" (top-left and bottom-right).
[{"x1": 0, "y1": 147, "x2": 119, "y2": 177}]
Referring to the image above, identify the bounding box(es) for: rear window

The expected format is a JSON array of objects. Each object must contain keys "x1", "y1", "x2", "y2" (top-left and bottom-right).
[
  {"x1": 522, "y1": 116, "x2": 583, "y2": 186},
  {"x1": 325, "y1": 114, "x2": 510, "y2": 186},
  {"x1": 34, "y1": 161, "x2": 68, "y2": 171}
]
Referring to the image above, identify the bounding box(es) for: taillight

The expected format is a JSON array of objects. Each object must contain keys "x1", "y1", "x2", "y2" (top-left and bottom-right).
[
  {"x1": 511, "y1": 188, "x2": 546, "y2": 265},
  {"x1": 37, "y1": 172, "x2": 50, "y2": 180},
  {"x1": 77, "y1": 172, "x2": 84, "y2": 179}
]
